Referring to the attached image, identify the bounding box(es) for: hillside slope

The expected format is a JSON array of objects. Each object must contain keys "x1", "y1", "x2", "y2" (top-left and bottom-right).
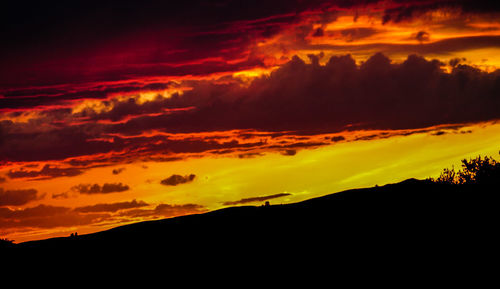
[{"x1": 8, "y1": 178, "x2": 499, "y2": 260}]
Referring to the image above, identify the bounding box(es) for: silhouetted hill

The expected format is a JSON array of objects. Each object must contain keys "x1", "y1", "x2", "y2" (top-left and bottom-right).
[{"x1": 6, "y1": 179, "x2": 499, "y2": 263}]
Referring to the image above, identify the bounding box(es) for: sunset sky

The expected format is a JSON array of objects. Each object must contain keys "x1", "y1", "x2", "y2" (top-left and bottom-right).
[{"x1": 2, "y1": 0, "x2": 500, "y2": 242}]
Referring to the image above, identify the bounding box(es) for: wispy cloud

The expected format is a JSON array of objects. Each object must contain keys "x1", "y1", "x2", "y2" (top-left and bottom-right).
[{"x1": 223, "y1": 193, "x2": 291, "y2": 206}]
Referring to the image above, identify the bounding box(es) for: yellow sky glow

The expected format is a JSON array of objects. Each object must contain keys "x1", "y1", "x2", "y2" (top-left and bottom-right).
[{"x1": 3, "y1": 121, "x2": 499, "y2": 242}]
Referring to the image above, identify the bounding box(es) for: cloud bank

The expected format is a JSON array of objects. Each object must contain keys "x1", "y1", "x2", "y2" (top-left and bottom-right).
[
  {"x1": 0, "y1": 200, "x2": 205, "y2": 230},
  {"x1": 1, "y1": 53, "x2": 500, "y2": 168}
]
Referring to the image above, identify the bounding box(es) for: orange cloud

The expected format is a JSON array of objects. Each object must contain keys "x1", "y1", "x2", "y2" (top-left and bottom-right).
[{"x1": 3, "y1": 1, "x2": 500, "y2": 243}]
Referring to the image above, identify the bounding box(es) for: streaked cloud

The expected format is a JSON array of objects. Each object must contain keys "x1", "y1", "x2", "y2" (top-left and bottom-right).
[
  {"x1": 7, "y1": 165, "x2": 84, "y2": 180},
  {"x1": 112, "y1": 167, "x2": 126, "y2": 175},
  {"x1": 120, "y1": 203, "x2": 206, "y2": 218},
  {"x1": 74, "y1": 200, "x2": 149, "y2": 213},
  {"x1": 223, "y1": 193, "x2": 291, "y2": 206}
]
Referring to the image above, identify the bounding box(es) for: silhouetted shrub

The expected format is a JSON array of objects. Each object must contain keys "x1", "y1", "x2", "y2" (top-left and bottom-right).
[
  {"x1": 435, "y1": 166, "x2": 457, "y2": 184},
  {"x1": 0, "y1": 238, "x2": 15, "y2": 248},
  {"x1": 432, "y1": 152, "x2": 500, "y2": 185}
]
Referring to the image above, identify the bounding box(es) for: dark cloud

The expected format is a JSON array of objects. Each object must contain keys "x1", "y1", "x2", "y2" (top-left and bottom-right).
[
  {"x1": 112, "y1": 52, "x2": 500, "y2": 135},
  {"x1": 238, "y1": 152, "x2": 265, "y2": 159},
  {"x1": 223, "y1": 193, "x2": 291, "y2": 206},
  {"x1": 160, "y1": 174, "x2": 196, "y2": 186},
  {"x1": 312, "y1": 27, "x2": 324, "y2": 37},
  {"x1": 415, "y1": 31, "x2": 430, "y2": 42},
  {"x1": 431, "y1": 131, "x2": 447, "y2": 136},
  {"x1": 7, "y1": 165, "x2": 83, "y2": 180},
  {"x1": 2, "y1": 53, "x2": 500, "y2": 166},
  {"x1": 303, "y1": 35, "x2": 500, "y2": 56},
  {"x1": 281, "y1": 149, "x2": 297, "y2": 156},
  {"x1": 0, "y1": 204, "x2": 108, "y2": 229},
  {"x1": 331, "y1": 136, "x2": 346, "y2": 142},
  {"x1": 71, "y1": 183, "x2": 130, "y2": 194},
  {"x1": 0, "y1": 124, "x2": 4, "y2": 147},
  {"x1": 0, "y1": 198, "x2": 200, "y2": 230},
  {"x1": 449, "y1": 57, "x2": 466, "y2": 67},
  {"x1": 153, "y1": 203, "x2": 205, "y2": 217},
  {"x1": 94, "y1": 183, "x2": 130, "y2": 194},
  {"x1": 121, "y1": 203, "x2": 206, "y2": 218},
  {"x1": 355, "y1": 133, "x2": 387, "y2": 141},
  {"x1": 334, "y1": 27, "x2": 379, "y2": 42},
  {"x1": 143, "y1": 156, "x2": 184, "y2": 163},
  {"x1": 168, "y1": 52, "x2": 500, "y2": 132},
  {"x1": 382, "y1": 0, "x2": 500, "y2": 24},
  {"x1": 0, "y1": 204, "x2": 64, "y2": 218},
  {"x1": 0, "y1": 119, "x2": 128, "y2": 162},
  {"x1": 74, "y1": 199, "x2": 148, "y2": 213},
  {"x1": 0, "y1": 122, "x2": 268, "y2": 164},
  {"x1": 112, "y1": 167, "x2": 126, "y2": 175},
  {"x1": 0, "y1": 188, "x2": 40, "y2": 206}
]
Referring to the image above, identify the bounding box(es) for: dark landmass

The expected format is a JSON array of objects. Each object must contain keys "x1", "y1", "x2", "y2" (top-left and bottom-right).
[{"x1": 4, "y1": 178, "x2": 498, "y2": 263}]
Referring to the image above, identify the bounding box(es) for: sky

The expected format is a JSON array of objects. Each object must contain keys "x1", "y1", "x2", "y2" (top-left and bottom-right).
[{"x1": 1, "y1": 0, "x2": 500, "y2": 242}]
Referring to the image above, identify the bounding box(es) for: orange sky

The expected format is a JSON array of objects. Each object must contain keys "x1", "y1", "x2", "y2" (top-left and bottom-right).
[
  {"x1": 3, "y1": 121, "x2": 500, "y2": 243},
  {"x1": 2, "y1": 1, "x2": 500, "y2": 242}
]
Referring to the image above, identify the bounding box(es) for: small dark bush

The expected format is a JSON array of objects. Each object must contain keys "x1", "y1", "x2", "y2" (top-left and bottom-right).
[{"x1": 0, "y1": 238, "x2": 15, "y2": 248}]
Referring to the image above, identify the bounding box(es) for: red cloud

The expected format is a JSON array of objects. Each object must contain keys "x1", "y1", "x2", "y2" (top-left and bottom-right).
[{"x1": 2, "y1": 53, "x2": 500, "y2": 168}]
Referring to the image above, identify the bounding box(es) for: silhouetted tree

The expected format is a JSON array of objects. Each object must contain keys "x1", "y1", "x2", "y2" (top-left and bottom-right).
[
  {"x1": 432, "y1": 152, "x2": 500, "y2": 185},
  {"x1": 0, "y1": 238, "x2": 15, "y2": 248},
  {"x1": 435, "y1": 166, "x2": 457, "y2": 184}
]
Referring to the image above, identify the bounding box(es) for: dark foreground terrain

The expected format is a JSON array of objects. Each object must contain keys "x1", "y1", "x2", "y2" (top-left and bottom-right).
[{"x1": 3, "y1": 178, "x2": 498, "y2": 266}]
